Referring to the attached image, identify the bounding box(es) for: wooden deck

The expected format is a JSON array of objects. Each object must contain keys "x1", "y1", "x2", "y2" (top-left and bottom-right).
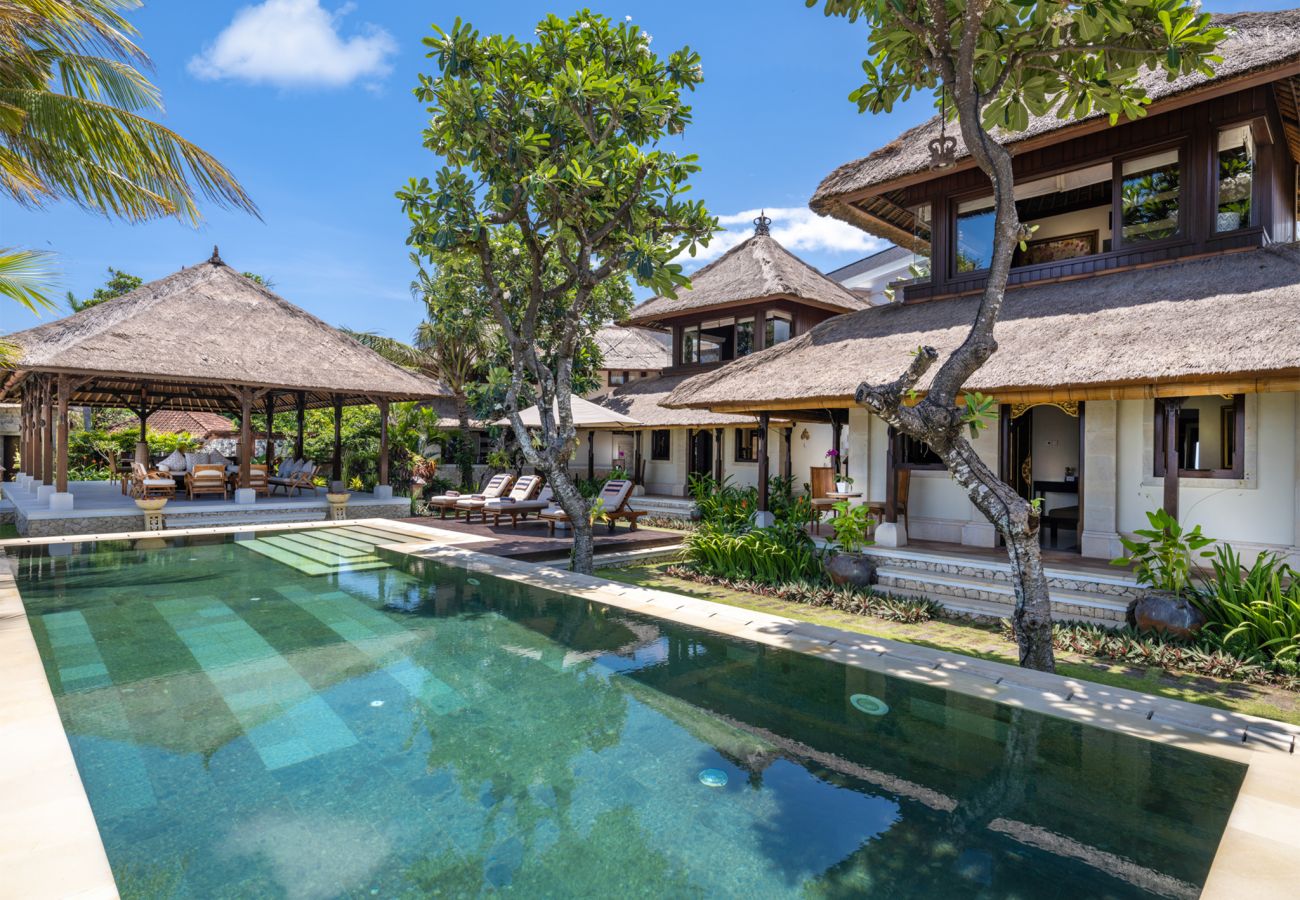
[{"x1": 396, "y1": 516, "x2": 683, "y2": 562}]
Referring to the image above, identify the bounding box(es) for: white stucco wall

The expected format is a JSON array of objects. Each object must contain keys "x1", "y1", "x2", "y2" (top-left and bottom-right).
[{"x1": 1115, "y1": 392, "x2": 1297, "y2": 563}]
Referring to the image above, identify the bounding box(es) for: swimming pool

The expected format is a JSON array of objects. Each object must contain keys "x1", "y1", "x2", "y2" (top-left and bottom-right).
[{"x1": 10, "y1": 525, "x2": 1244, "y2": 898}]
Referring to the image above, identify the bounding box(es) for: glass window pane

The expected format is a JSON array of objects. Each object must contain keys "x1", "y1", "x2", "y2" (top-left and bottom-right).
[
  {"x1": 1216, "y1": 126, "x2": 1253, "y2": 232},
  {"x1": 736, "y1": 318, "x2": 754, "y2": 356},
  {"x1": 956, "y1": 197, "x2": 995, "y2": 272},
  {"x1": 1121, "y1": 150, "x2": 1180, "y2": 243},
  {"x1": 765, "y1": 314, "x2": 791, "y2": 346},
  {"x1": 909, "y1": 203, "x2": 932, "y2": 281},
  {"x1": 680, "y1": 326, "x2": 698, "y2": 365}
]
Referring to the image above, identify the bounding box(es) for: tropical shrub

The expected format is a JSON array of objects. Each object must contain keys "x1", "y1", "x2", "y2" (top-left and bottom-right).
[
  {"x1": 830, "y1": 500, "x2": 874, "y2": 555},
  {"x1": 681, "y1": 526, "x2": 822, "y2": 585},
  {"x1": 1194, "y1": 545, "x2": 1300, "y2": 663},
  {"x1": 1111, "y1": 509, "x2": 1213, "y2": 594},
  {"x1": 688, "y1": 474, "x2": 755, "y2": 533}
]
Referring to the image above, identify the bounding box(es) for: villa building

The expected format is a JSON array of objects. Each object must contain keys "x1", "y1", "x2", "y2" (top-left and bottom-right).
[
  {"x1": 577, "y1": 216, "x2": 909, "y2": 501},
  {"x1": 668, "y1": 9, "x2": 1300, "y2": 567}
]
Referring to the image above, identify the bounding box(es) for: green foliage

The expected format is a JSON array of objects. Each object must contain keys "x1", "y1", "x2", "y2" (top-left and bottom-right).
[
  {"x1": 960, "y1": 391, "x2": 997, "y2": 438},
  {"x1": 1110, "y1": 508, "x2": 1213, "y2": 594},
  {"x1": 830, "y1": 500, "x2": 875, "y2": 555},
  {"x1": 682, "y1": 527, "x2": 821, "y2": 586},
  {"x1": 688, "y1": 474, "x2": 755, "y2": 533},
  {"x1": 67, "y1": 427, "x2": 201, "y2": 472},
  {"x1": 667, "y1": 565, "x2": 940, "y2": 624},
  {"x1": 66, "y1": 267, "x2": 140, "y2": 311},
  {"x1": 1195, "y1": 545, "x2": 1300, "y2": 664},
  {"x1": 0, "y1": 247, "x2": 56, "y2": 312},
  {"x1": 810, "y1": 0, "x2": 1226, "y2": 130}
]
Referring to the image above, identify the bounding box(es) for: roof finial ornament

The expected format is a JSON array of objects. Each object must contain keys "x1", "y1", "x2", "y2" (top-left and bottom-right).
[
  {"x1": 754, "y1": 210, "x2": 771, "y2": 236},
  {"x1": 928, "y1": 85, "x2": 957, "y2": 170},
  {"x1": 209, "y1": 245, "x2": 223, "y2": 265}
]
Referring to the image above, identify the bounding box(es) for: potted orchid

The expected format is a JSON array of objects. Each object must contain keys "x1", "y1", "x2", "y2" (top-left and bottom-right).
[{"x1": 826, "y1": 449, "x2": 852, "y2": 492}]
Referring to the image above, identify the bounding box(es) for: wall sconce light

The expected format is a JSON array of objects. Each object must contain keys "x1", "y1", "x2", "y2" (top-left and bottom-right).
[{"x1": 799, "y1": 428, "x2": 810, "y2": 442}]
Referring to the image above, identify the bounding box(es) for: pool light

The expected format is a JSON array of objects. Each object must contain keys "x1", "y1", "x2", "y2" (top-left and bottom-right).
[
  {"x1": 699, "y1": 768, "x2": 728, "y2": 788},
  {"x1": 850, "y1": 693, "x2": 889, "y2": 716}
]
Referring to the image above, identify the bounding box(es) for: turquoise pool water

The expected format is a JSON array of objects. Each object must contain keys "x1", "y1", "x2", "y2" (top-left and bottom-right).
[{"x1": 12, "y1": 526, "x2": 1244, "y2": 898}]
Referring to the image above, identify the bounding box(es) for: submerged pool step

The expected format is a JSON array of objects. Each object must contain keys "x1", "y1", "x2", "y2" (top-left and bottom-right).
[{"x1": 236, "y1": 536, "x2": 390, "y2": 577}]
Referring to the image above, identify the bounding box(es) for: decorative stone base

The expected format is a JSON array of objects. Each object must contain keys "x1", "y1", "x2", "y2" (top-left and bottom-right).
[
  {"x1": 48, "y1": 493, "x2": 74, "y2": 512},
  {"x1": 873, "y1": 522, "x2": 907, "y2": 547},
  {"x1": 234, "y1": 488, "x2": 256, "y2": 505},
  {"x1": 372, "y1": 485, "x2": 393, "y2": 500},
  {"x1": 35, "y1": 485, "x2": 55, "y2": 504}
]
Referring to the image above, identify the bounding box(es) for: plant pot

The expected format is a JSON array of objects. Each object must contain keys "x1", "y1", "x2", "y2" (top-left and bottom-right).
[
  {"x1": 825, "y1": 551, "x2": 876, "y2": 589},
  {"x1": 1125, "y1": 590, "x2": 1206, "y2": 639},
  {"x1": 325, "y1": 491, "x2": 350, "y2": 521},
  {"x1": 835, "y1": 482, "x2": 851, "y2": 493},
  {"x1": 1216, "y1": 210, "x2": 1242, "y2": 232},
  {"x1": 134, "y1": 497, "x2": 168, "y2": 512}
]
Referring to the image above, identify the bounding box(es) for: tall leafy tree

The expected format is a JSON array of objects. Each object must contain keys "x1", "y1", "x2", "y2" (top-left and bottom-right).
[
  {"x1": 65, "y1": 266, "x2": 140, "y2": 311},
  {"x1": 400, "y1": 11, "x2": 714, "y2": 572},
  {"x1": 0, "y1": 0, "x2": 257, "y2": 308},
  {"x1": 812, "y1": 0, "x2": 1226, "y2": 670}
]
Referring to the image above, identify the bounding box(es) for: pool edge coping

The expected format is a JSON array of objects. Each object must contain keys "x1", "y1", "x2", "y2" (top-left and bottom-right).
[{"x1": 3, "y1": 518, "x2": 1297, "y2": 899}]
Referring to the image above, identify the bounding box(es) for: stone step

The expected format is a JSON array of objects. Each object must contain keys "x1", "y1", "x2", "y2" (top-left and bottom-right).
[
  {"x1": 874, "y1": 565, "x2": 1128, "y2": 627},
  {"x1": 863, "y1": 546, "x2": 1143, "y2": 603}
]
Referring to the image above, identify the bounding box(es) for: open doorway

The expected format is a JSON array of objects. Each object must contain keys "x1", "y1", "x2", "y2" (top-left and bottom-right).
[
  {"x1": 688, "y1": 429, "x2": 713, "y2": 480},
  {"x1": 610, "y1": 432, "x2": 635, "y2": 475},
  {"x1": 1000, "y1": 403, "x2": 1084, "y2": 552}
]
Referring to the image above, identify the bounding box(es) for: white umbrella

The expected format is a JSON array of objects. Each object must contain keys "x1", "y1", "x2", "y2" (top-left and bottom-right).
[{"x1": 494, "y1": 395, "x2": 641, "y2": 429}]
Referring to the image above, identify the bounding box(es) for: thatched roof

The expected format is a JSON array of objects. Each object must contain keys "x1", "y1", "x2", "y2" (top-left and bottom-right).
[
  {"x1": 595, "y1": 325, "x2": 671, "y2": 371},
  {"x1": 812, "y1": 10, "x2": 1300, "y2": 229},
  {"x1": 667, "y1": 244, "x2": 1300, "y2": 411},
  {"x1": 624, "y1": 231, "x2": 868, "y2": 326},
  {"x1": 592, "y1": 372, "x2": 761, "y2": 428},
  {"x1": 1, "y1": 251, "x2": 447, "y2": 412}
]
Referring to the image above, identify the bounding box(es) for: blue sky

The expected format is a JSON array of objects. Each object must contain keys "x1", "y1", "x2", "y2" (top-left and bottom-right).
[{"x1": 4, "y1": 0, "x2": 1286, "y2": 339}]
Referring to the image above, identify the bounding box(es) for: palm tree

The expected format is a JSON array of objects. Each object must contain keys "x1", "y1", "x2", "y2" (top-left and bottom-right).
[{"x1": 1, "y1": 0, "x2": 257, "y2": 307}]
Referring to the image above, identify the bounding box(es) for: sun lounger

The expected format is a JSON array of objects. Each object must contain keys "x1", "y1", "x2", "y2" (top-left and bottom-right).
[
  {"x1": 541, "y1": 478, "x2": 642, "y2": 535},
  {"x1": 426, "y1": 473, "x2": 513, "y2": 519},
  {"x1": 481, "y1": 477, "x2": 548, "y2": 526},
  {"x1": 269, "y1": 459, "x2": 319, "y2": 496}
]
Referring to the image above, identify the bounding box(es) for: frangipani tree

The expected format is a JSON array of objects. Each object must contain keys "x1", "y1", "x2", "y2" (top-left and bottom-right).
[
  {"x1": 812, "y1": 0, "x2": 1227, "y2": 670},
  {"x1": 400, "y1": 11, "x2": 714, "y2": 572}
]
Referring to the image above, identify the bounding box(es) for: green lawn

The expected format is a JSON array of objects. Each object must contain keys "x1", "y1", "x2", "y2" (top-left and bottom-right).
[
  {"x1": 597, "y1": 563, "x2": 1300, "y2": 727},
  {"x1": 0, "y1": 523, "x2": 17, "y2": 540}
]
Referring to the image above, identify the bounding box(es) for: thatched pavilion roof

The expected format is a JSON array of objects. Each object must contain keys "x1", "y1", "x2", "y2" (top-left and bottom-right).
[
  {"x1": 595, "y1": 325, "x2": 671, "y2": 371},
  {"x1": 591, "y1": 372, "x2": 761, "y2": 428},
  {"x1": 666, "y1": 244, "x2": 1300, "y2": 412},
  {"x1": 1, "y1": 250, "x2": 447, "y2": 412},
  {"x1": 812, "y1": 10, "x2": 1300, "y2": 241},
  {"x1": 624, "y1": 231, "x2": 868, "y2": 326}
]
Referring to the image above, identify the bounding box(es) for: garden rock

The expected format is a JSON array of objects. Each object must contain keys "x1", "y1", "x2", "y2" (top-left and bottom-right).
[
  {"x1": 1126, "y1": 591, "x2": 1206, "y2": 638},
  {"x1": 825, "y1": 552, "x2": 876, "y2": 589}
]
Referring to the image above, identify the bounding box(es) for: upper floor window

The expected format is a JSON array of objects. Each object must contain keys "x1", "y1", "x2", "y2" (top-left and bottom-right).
[
  {"x1": 1154, "y1": 395, "x2": 1244, "y2": 479},
  {"x1": 698, "y1": 318, "x2": 733, "y2": 364},
  {"x1": 680, "y1": 325, "x2": 699, "y2": 365},
  {"x1": 765, "y1": 312, "x2": 792, "y2": 347},
  {"x1": 1121, "y1": 149, "x2": 1181, "y2": 243},
  {"x1": 736, "y1": 317, "x2": 755, "y2": 356},
  {"x1": 909, "y1": 203, "x2": 932, "y2": 282},
  {"x1": 1216, "y1": 125, "x2": 1254, "y2": 233},
  {"x1": 956, "y1": 197, "x2": 996, "y2": 273}
]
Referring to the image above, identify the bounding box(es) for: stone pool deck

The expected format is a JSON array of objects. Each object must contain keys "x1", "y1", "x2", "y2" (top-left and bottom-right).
[
  {"x1": 3, "y1": 479, "x2": 410, "y2": 537},
  {"x1": 2, "y1": 517, "x2": 1298, "y2": 898}
]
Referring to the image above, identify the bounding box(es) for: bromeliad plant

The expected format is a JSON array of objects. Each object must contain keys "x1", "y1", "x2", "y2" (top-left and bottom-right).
[
  {"x1": 1195, "y1": 545, "x2": 1300, "y2": 664},
  {"x1": 1111, "y1": 509, "x2": 1213, "y2": 595},
  {"x1": 830, "y1": 501, "x2": 874, "y2": 555}
]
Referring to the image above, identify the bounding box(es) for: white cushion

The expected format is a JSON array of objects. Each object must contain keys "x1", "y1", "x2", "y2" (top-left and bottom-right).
[
  {"x1": 276, "y1": 460, "x2": 295, "y2": 477},
  {"x1": 159, "y1": 449, "x2": 187, "y2": 472}
]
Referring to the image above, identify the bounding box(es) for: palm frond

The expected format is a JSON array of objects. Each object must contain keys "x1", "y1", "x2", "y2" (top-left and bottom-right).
[
  {"x1": 0, "y1": 246, "x2": 56, "y2": 312},
  {"x1": 342, "y1": 328, "x2": 431, "y2": 369}
]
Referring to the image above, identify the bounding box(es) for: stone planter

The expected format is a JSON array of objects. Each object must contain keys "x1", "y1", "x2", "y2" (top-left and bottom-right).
[
  {"x1": 825, "y1": 551, "x2": 876, "y2": 589},
  {"x1": 134, "y1": 496, "x2": 168, "y2": 530},
  {"x1": 326, "y1": 492, "x2": 351, "y2": 521},
  {"x1": 1126, "y1": 590, "x2": 1206, "y2": 639}
]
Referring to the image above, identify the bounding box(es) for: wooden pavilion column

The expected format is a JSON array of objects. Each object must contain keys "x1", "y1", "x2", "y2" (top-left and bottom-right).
[
  {"x1": 713, "y1": 428, "x2": 724, "y2": 483},
  {"x1": 236, "y1": 388, "x2": 254, "y2": 489},
  {"x1": 264, "y1": 391, "x2": 276, "y2": 470},
  {"x1": 831, "y1": 414, "x2": 844, "y2": 476},
  {"x1": 783, "y1": 426, "x2": 793, "y2": 482},
  {"x1": 294, "y1": 391, "x2": 306, "y2": 460},
  {"x1": 377, "y1": 399, "x2": 390, "y2": 487},
  {"x1": 55, "y1": 375, "x2": 70, "y2": 492},
  {"x1": 331, "y1": 395, "x2": 343, "y2": 482},
  {"x1": 42, "y1": 376, "x2": 55, "y2": 484},
  {"x1": 22, "y1": 393, "x2": 35, "y2": 481},
  {"x1": 756, "y1": 413, "x2": 770, "y2": 513},
  {"x1": 1162, "y1": 398, "x2": 1184, "y2": 523},
  {"x1": 587, "y1": 431, "x2": 595, "y2": 480}
]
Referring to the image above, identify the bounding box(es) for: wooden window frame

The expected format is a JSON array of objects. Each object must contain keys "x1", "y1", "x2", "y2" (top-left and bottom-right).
[
  {"x1": 1113, "y1": 139, "x2": 1189, "y2": 252},
  {"x1": 1154, "y1": 395, "x2": 1245, "y2": 479},
  {"x1": 734, "y1": 427, "x2": 760, "y2": 463},
  {"x1": 889, "y1": 427, "x2": 945, "y2": 471},
  {"x1": 650, "y1": 429, "x2": 671, "y2": 461}
]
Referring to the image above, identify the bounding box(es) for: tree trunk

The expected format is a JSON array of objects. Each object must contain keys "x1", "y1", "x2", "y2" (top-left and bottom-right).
[
  {"x1": 454, "y1": 395, "x2": 473, "y2": 489},
  {"x1": 546, "y1": 463, "x2": 595, "y2": 573}
]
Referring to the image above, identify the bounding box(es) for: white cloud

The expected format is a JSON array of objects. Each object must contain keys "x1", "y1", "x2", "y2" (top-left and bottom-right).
[
  {"x1": 679, "y1": 206, "x2": 886, "y2": 267},
  {"x1": 189, "y1": 0, "x2": 396, "y2": 89}
]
